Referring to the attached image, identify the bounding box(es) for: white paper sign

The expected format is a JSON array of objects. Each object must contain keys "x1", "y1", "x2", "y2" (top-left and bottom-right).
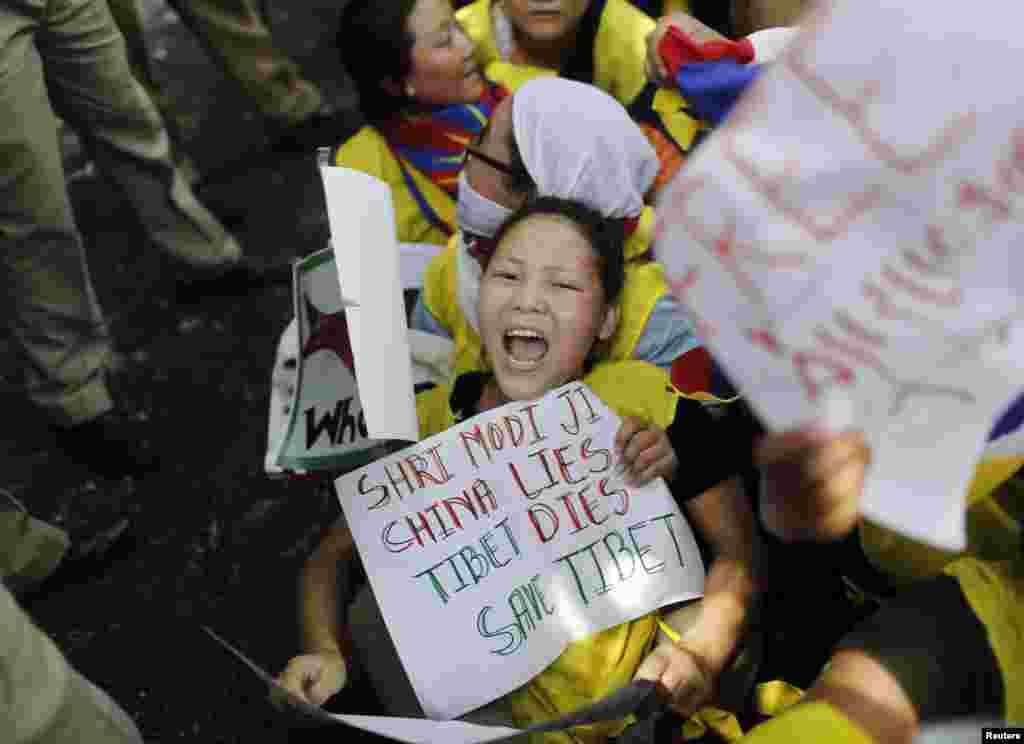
[
  {"x1": 264, "y1": 242, "x2": 450, "y2": 477},
  {"x1": 203, "y1": 626, "x2": 657, "y2": 744},
  {"x1": 320, "y1": 166, "x2": 419, "y2": 443},
  {"x1": 267, "y1": 249, "x2": 380, "y2": 474},
  {"x1": 656, "y1": 0, "x2": 1024, "y2": 550},
  {"x1": 201, "y1": 627, "x2": 525, "y2": 743},
  {"x1": 335, "y1": 383, "x2": 705, "y2": 720}
]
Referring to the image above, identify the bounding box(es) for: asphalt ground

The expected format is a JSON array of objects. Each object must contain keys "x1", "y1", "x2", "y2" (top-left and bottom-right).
[{"x1": 2, "y1": 2, "x2": 388, "y2": 741}]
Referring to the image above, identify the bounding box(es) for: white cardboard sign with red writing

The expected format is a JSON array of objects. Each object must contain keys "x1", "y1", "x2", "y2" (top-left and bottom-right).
[
  {"x1": 335, "y1": 382, "x2": 705, "y2": 720},
  {"x1": 657, "y1": 0, "x2": 1024, "y2": 550}
]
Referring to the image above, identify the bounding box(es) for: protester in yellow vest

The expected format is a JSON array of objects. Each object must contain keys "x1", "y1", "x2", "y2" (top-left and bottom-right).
[
  {"x1": 275, "y1": 197, "x2": 759, "y2": 742},
  {"x1": 455, "y1": 0, "x2": 656, "y2": 108},
  {"x1": 332, "y1": 2, "x2": 708, "y2": 378},
  {"x1": 412, "y1": 77, "x2": 705, "y2": 379},
  {"x1": 739, "y1": 421, "x2": 1024, "y2": 743},
  {"x1": 332, "y1": 0, "x2": 512, "y2": 246},
  {"x1": 332, "y1": 0, "x2": 725, "y2": 250}
]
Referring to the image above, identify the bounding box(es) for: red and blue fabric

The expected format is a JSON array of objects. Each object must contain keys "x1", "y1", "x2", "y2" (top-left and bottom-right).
[{"x1": 659, "y1": 27, "x2": 760, "y2": 127}]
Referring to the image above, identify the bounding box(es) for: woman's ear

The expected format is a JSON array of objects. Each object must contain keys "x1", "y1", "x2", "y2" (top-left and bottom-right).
[{"x1": 598, "y1": 304, "x2": 620, "y2": 342}]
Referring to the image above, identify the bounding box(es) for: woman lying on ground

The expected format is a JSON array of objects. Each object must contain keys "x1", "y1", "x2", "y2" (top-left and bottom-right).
[{"x1": 276, "y1": 197, "x2": 760, "y2": 742}]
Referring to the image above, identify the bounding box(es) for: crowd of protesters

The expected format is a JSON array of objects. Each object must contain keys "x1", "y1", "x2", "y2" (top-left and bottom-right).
[{"x1": 1, "y1": 1, "x2": 1019, "y2": 743}]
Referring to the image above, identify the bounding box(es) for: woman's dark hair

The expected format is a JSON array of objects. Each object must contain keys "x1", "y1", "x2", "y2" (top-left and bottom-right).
[
  {"x1": 337, "y1": 0, "x2": 418, "y2": 123},
  {"x1": 487, "y1": 196, "x2": 626, "y2": 303}
]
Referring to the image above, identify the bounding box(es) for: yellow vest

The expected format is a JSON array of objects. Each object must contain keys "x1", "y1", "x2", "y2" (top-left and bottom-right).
[
  {"x1": 333, "y1": 126, "x2": 454, "y2": 246},
  {"x1": 859, "y1": 459, "x2": 1023, "y2": 584},
  {"x1": 944, "y1": 555, "x2": 1024, "y2": 723},
  {"x1": 629, "y1": 84, "x2": 709, "y2": 196},
  {"x1": 483, "y1": 61, "x2": 556, "y2": 94},
  {"x1": 415, "y1": 360, "x2": 679, "y2": 742},
  {"x1": 857, "y1": 461, "x2": 1024, "y2": 723},
  {"x1": 739, "y1": 702, "x2": 874, "y2": 744},
  {"x1": 421, "y1": 208, "x2": 668, "y2": 377},
  {"x1": 417, "y1": 359, "x2": 678, "y2": 438},
  {"x1": 456, "y1": 0, "x2": 655, "y2": 107},
  {"x1": 650, "y1": 88, "x2": 705, "y2": 153}
]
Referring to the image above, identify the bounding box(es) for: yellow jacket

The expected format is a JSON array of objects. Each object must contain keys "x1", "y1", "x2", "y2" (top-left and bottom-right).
[
  {"x1": 333, "y1": 126, "x2": 455, "y2": 246},
  {"x1": 456, "y1": 0, "x2": 655, "y2": 107},
  {"x1": 859, "y1": 459, "x2": 1022, "y2": 583},
  {"x1": 858, "y1": 460, "x2": 1024, "y2": 723},
  {"x1": 421, "y1": 208, "x2": 669, "y2": 377},
  {"x1": 416, "y1": 360, "x2": 680, "y2": 742},
  {"x1": 481, "y1": 60, "x2": 555, "y2": 94}
]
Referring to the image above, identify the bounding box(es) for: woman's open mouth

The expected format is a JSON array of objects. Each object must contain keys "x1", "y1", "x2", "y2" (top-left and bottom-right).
[
  {"x1": 528, "y1": 1, "x2": 564, "y2": 13},
  {"x1": 503, "y1": 328, "x2": 549, "y2": 369}
]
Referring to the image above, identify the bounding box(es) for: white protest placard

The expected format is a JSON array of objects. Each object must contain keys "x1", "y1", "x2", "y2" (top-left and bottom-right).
[
  {"x1": 264, "y1": 244, "x2": 452, "y2": 477},
  {"x1": 203, "y1": 625, "x2": 656, "y2": 744},
  {"x1": 320, "y1": 166, "x2": 419, "y2": 443},
  {"x1": 656, "y1": 0, "x2": 1024, "y2": 550},
  {"x1": 335, "y1": 383, "x2": 705, "y2": 720},
  {"x1": 266, "y1": 249, "x2": 381, "y2": 475}
]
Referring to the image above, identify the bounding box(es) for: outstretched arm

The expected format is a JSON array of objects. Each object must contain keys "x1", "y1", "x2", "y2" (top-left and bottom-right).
[
  {"x1": 275, "y1": 516, "x2": 356, "y2": 707},
  {"x1": 636, "y1": 476, "x2": 759, "y2": 715},
  {"x1": 755, "y1": 429, "x2": 869, "y2": 543}
]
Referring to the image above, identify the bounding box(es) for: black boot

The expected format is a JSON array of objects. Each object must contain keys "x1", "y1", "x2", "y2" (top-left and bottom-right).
[
  {"x1": 16, "y1": 516, "x2": 136, "y2": 605},
  {"x1": 54, "y1": 410, "x2": 161, "y2": 479},
  {"x1": 267, "y1": 112, "x2": 361, "y2": 156},
  {"x1": 173, "y1": 256, "x2": 294, "y2": 304}
]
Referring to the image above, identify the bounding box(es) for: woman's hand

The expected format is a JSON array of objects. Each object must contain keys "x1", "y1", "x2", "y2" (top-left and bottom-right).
[
  {"x1": 755, "y1": 429, "x2": 870, "y2": 542},
  {"x1": 644, "y1": 12, "x2": 727, "y2": 86},
  {"x1": 272, "y1": 650, "x2": 348, "y2": 709},
  {"x1": 615, "y1": 416, "x2": 679, "y2": 487},
  {"x1": 634, "y1": 640, "x2": 715, "y2": 717}
]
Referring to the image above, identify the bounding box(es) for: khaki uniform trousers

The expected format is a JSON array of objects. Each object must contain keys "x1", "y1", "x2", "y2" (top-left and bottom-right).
[
  {"x1": 0, "y1": 506, "x2": 69, "y2": 592},
  {"x1": 0, "y1": 0, "x2": 240, "y2": 425},
  {"x1": 108, "y1": 0, "x2": 323, "y2": 126},
  {"x1": 0, "y1": 583, "x2": 143, "y2": 743}
]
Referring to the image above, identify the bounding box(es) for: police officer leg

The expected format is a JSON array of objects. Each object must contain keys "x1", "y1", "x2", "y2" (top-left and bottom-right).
[{"x1": 36, "y1": 0, "x2": 241, "y2": 268}]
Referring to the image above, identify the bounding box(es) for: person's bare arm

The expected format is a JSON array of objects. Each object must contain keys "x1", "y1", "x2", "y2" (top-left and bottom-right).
[
  {"x1": 755, "y1": 429, "x2": 869, "y2": 543},
  {"x1": 274, "y1": 516, "x2": 356, "y2": 707},
  {"x1": 636, "y1": 476, "x2": 759, "y2": 714},
  {"x1": 299, "y1": 516, "x2": 355, "y2": 654},
  {"x1": 677, "y1": 475, "x2": 758, "y2": 672}
]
